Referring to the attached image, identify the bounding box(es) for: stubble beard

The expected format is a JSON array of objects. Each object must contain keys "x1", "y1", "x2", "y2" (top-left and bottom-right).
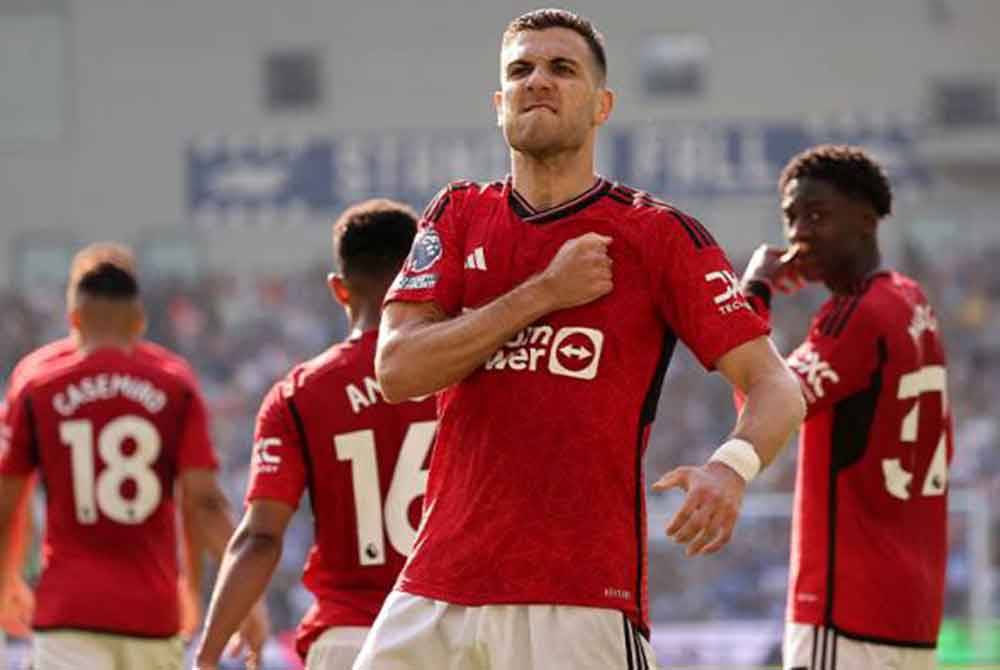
[{"x1": 505, "y1": 115, "x2": 587, "y2": 162}]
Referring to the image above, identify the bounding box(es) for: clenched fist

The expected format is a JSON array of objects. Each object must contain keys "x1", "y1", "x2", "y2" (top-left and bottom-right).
[{"x1": 538, "y1": 233, "x2": 614, "y2": 311}]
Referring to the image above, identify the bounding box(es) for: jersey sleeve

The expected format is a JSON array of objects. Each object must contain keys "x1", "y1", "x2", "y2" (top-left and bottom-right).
[
  {"x1": 651, "y1": 212, "x2": 771, "y2": 370},
  {"x1": 245, "y1": 381, "x2": 307, "y2": 508},
  {"x1": 0, "y1": 391, "x2": 37, "y2": 476},
  {"x1": 176, "y1": 386, "x2": 219, "y2": 471},
  {"x1": 788, "y1": 297, "x2": 882, "y2": 417},
  {"x1": 383, "y1": 183, "x2": 467, "y2": 316}
]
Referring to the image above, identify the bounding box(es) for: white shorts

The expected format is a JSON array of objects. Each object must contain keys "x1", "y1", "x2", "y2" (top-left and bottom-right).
[
  {"x1": 783, "y1": 622, "x2": 937, "y2": 670},
  {"x1": 306, "y1": 626, "x2": 370, "y2": 670},
  {"x1": 33, "y1": 630, "x2": 183, "y2": 670},
  {"x1": 352, "y1": 591, "x2": 658, "y2": 670}
]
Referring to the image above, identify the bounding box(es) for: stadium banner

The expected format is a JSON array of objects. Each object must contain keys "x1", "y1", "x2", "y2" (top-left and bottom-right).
[{"x1": 187, "y1": 120, "x2": 924, "y2": 225}]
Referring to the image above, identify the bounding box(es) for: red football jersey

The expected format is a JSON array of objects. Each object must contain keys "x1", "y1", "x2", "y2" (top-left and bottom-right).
[
  {"x1": 384, "y1": 178, "x2": 770, "y2": 632},
  {"x1": 773, "y1": 272, "x2": 951, "y2": 646},
  {"x1": 245, "y1": 330, "x2": 437, "y2": 658},
  {"x1": 0, "y1": 345, "x2": 218, "y2": 637}
]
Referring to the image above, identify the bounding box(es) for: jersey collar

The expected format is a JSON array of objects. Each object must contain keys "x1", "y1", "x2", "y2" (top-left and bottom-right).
[{"x1": 507, "y1": 176, "x2": 611, "y2": 224}]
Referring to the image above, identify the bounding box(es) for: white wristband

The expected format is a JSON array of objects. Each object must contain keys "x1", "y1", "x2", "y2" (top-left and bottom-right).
[{"x1": 708, "y1": 438, "x2": 761, "y2": 483}]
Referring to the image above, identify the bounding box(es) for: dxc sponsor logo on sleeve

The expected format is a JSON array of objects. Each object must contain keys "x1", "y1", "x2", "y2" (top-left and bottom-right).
[{"x1": 704, "y1": 270, "x2": 750, "y2": 315}]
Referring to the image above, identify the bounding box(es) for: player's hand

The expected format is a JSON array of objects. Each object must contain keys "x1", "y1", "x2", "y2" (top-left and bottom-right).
[
  {"x1": 652, "y1": 462, "x2": 747, "y2": 557},
  {"x1": 742, "y1": 243, "x2": 805, "y2": 295},
  {"x1": 538, "y1": 233, "x2": 614, "y2": 311},
  {"x1": 0, "y1": 574, "x2": 34, "y2": 637},
  {"x1": 223, "y1": 601, "x2": 270, "y2": 670}
]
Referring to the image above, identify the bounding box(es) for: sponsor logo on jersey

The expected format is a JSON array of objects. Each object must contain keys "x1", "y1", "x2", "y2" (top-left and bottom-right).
[
  {"x1": 704, "y1": 270, "x2": 751, "y2": 315},
  {"x1": 908, "y1": 304, "x2": 938, "y2": 343},
  {"x1": 788, "y1": 343, "x2": 840, "y2": 403},
  {"x1": 253, "y1": 437, "x2": 282, "y2": 473},
  {"x1": 392, "y1": 273, "x2": 438, "y2": 292},
  {"x1": 484, "y1": 325, "x2": 604, "y2": 380},
  {"x1": 408, "y1": 228, "x2": 443, "y2": 272}
]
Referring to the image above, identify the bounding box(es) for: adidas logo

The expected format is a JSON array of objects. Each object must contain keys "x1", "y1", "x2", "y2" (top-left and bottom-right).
[{"x1": 464, "y1": 247, "x2": 487, "y2": 271}]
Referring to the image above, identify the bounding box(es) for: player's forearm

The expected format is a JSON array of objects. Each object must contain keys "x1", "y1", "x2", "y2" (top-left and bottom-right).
[
  {"x1": 0, "y1": 477, "x2": 29, "y2": 585},
  {"x1": 196, "y1": 527, "x2": 280, "y2": 663},
  {"x1": 377, "y1": 275, "x2": 556, "y2": 402},
  {"x1": 187, "y1": 492, "x2": 237, "y2": 562},
  {"x1": 730, "y1": 365, "x2": 804, "y2": 468}
]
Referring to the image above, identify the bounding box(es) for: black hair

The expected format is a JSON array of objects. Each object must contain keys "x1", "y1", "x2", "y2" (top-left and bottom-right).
[
  {"x1": 333, "y1": 199, "x2": 419, "y2": 282},
  {"x1": 779, "y1": 144, "x2": 893, "y2": 218},
  {"x1": 503, "y1": 8, "x2": 607, "y2": 82},
  {"x1": 76, "y1": 262, "x2": 139, "y2": 300}
]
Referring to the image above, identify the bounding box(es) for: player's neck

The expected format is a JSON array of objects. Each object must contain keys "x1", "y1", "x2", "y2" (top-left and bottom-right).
[
  {"x1": 347, "y1": 302, "x2": 381, "y2": 338},
  {"x1": 75, "y1": 331, "x2": 136, "y2": 354},
  {"x1": 826, "y1": 247, "x2": 882, "y2": 295},
  {"x1": 510, "y1": 147, "x2": 598, "y2": 210}
]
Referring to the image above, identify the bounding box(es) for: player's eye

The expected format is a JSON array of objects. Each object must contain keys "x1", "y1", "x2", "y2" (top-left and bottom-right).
[{"x1": 508, "y1": 64, "x2": 530, "y2": 78}]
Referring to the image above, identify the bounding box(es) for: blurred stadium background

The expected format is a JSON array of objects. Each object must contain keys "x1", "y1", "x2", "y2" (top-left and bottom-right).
[{"x1": 2, "y1": 0, "x2": 999, "y2": 667}]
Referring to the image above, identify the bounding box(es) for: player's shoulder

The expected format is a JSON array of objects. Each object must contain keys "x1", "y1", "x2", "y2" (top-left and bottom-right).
[
  {"x1": 422, "y1": 179, "x2": 488, "y2": 222},
  {"x1": 814, "y1": 272, "x2": 904, "y2": 338},
  {"x1": 8, "y1": 337, "x2": 77, "y2": 393},
  {"x1": 134, "y1": 340, "x2": 200, "y2": 385},
  {"x1": 272, "y1": 334, "x2": 376, "y2": 403},
  {"x1": 603, "y1": 182, "x2": 720, "y2": 250}
]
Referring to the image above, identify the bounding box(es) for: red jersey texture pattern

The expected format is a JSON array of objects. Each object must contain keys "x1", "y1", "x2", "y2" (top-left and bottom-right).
[
  {"x1": 0, "y1": 345, "x2": 217, "y2": 637},
  {"x1": 780, "y1": 272, "x2": 951, "y2": 646},
  {"x1": 384, "y1": 178, "x2": 770, "y2": 633},
  {"x1": 245, "y1": 331, "x2": 437, "y2": 658}
]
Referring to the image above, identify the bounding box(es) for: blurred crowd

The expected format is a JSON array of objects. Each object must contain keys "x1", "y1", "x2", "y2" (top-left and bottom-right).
[{"x1": 1, "y1": 237, "x2": 998, "y2": 637}]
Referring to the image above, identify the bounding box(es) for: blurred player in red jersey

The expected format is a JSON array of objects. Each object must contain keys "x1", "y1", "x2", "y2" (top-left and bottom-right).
[
  {"x1": 194, "y1": 199, "x2": 435, "y2": 670},
  {"x1": 359, "y1": 9, "x2": 805, "y2": 670},
  {"x1": 0, "y1": 247, "x2": 209, "y2": 649},
  {"x1": 740, "y1": 145, "x2": 951, "y2": 670},
  {"x1": 0, "y1": 243, "x2": 267, "y2": 670}
]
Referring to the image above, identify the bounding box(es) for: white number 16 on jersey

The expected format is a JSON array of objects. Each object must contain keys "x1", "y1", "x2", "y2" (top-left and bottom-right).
[{"x1": 334, "y1": 421, "x2": 435, "y2": 566}]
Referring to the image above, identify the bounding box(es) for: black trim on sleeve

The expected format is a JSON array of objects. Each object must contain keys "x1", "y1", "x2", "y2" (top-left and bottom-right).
[
  {"x1": 744, "y1": 280, "x2": 773, "y2": 310},
  {"x1": 285, "y1": 398, "x2": 317, "y2": 518}
]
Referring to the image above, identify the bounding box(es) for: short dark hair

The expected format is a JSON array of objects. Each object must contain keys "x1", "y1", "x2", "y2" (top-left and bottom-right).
[
  {"x1": 503, "y1": 9, "x2": 607, "y2": 82},
  {"x1": 77, "y1": 263, "x2": 140, "y2": 300},
  {"x1": 779, "y1": 144, "x2": 893, "y2": 218},
  {"x1": 67, "y1": 242, "x2": 140, "y2": 307},
  {"x1": 333, "y1": 199, "x2": 419, "y2": 282}
]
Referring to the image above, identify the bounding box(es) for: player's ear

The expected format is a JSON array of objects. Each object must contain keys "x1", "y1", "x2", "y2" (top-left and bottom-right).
[
  {"x1": 594, "y1": 87, "x2": 614, "y2": 125},
  {"x1": 132, "y1": 302, "x2": 147, "y2": 339},
  {"x1": 493, "y1": 90, "x2": 503, "y2": 127},
  {"x1": 67, "y1": 307, "x2": 82, "y2": 332},
  {"x1": 328, "y1": 273, "x2": 351, "y2": 306}
]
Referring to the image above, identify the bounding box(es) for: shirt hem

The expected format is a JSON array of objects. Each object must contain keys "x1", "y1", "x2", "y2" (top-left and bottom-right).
[{"x1": 399, "y1": 580, "x2": 647, "y2": 634}]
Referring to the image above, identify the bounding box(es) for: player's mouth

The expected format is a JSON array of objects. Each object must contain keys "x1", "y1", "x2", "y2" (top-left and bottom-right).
[{"x1": 523, "y1": 103, "x2": 558, "y2": 114}]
